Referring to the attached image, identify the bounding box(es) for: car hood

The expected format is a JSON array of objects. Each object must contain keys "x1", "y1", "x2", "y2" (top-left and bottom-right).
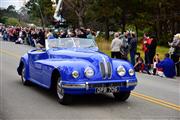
[
  {"x1": 45, "y1": 48, "x2": 133, "y2": 80},
  {"x1": 47, "y1": 48, "x2": 112, "y2": 64}
]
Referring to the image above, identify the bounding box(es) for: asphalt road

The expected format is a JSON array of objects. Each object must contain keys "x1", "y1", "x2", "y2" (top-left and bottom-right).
[{"x1": 0, "y1": 39, "x2": 180, "y2": 120}]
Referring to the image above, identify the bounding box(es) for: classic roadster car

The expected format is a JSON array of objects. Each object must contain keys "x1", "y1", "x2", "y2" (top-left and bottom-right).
[{"x1": 17, "y1": 38, "x2": 137, "y2": 104}]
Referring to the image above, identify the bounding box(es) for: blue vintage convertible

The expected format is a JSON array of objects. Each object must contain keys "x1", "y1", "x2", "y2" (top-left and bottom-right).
[{"x1": 17, "y1": 38, "x2": 137, "y2": 104}]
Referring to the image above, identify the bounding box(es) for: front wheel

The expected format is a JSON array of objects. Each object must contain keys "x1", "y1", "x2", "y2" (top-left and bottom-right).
[
  {"x1": 56, "y1": 77, "x2": 72, "y2": 105},
  {"x1": 21, "y1": 66, "x2": 30, "y2": 85},
  {"x1": 113, "y1": 91, "x2": 131, "y2": 101}
]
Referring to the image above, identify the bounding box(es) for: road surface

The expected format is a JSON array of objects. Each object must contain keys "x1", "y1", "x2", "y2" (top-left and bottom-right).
[{"x1": 0, "y1": 40, "x2": 179, "y2": 120}]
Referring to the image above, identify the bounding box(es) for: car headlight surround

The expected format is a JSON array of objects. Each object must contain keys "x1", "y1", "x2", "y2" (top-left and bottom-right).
[
  {"x1": 129, "y1": 69, "x2": 135, "y2": 76},
  {"x1": 72, "y1": 71, "x2": 79, "y2": 78},
  {"x1": 84, "y1": 67, "x2": 94, "y2": 78},
  {"x1": 117, "y1": 65, "x2": 126, "y2": 76}
]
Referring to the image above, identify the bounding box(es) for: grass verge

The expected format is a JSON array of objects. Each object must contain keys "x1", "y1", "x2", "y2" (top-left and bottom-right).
[{"x1": 96, "y1": 39, "x2": 169, "y2": 60}]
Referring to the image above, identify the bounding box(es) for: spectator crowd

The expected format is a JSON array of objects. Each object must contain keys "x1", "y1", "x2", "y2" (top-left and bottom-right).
[
  {"x1": 111, "y1": 31, "x2": 180, "y2": 78},
  {"x1": 0, "y1": 25, "x2": 179, "y2": 78},
  {"x1": 0, "y1": 26, "x2": 96, "y2": 48}
]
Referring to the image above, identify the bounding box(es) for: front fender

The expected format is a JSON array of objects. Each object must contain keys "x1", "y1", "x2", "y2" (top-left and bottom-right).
[
  {"x1": 112, "y1": 59, "x2": 136, "y2": 78},
  {"x1": 57, "y1": 60, "x2": 94, "y2": 81},
  {"x1": 34, "y1": 59, "x2": 93, "y2": 87},
  {"x1": 17, "y1": 53, "x2": 29, "y2": 80}
]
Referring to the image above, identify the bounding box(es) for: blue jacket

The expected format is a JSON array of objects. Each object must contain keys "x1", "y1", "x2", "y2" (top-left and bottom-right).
[{"x1": 157, "y1": 58, "x2": 176, "y2": 78}]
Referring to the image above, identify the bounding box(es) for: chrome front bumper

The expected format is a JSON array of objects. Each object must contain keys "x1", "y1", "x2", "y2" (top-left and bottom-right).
[{"x1": 62, "y1": 80, "x2": 137, "y2": 90}]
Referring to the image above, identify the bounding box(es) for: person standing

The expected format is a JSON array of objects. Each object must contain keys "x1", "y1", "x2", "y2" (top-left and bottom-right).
[
  {"x1": 119, "y1": 33, "x2": 129, "y2": 60},
  {"x1": 169, "y1": 33, "x2": 180, "y2": 76},
  {"x1": 129, "y1": 32, "x2": 137, "y2": 65},
  {"x1": 142, "y1": 33, "x2": 152, "y2": 73},
  {"x1": 111, "y1": 32, "x2": 121, "y2": 59},
  {"x1": 148, "y1": 34, "x2": 157, "y2": 65},
  {"x1": 3, "y1": 28, "x2": 8, "y2": 41},
  {"x1": 142, "y1": 33, "x2": 151, "y2": 65}
]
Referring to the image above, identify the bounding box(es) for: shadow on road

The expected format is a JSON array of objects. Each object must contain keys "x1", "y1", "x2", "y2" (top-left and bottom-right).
[{"x1": 14, "y1": 79, "x2": 130, "y2": 106}]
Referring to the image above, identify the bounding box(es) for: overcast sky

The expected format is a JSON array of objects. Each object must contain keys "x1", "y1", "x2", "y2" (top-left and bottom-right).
[{"x1": 0, "y1": 0, "x2": 28, "y2": 10}]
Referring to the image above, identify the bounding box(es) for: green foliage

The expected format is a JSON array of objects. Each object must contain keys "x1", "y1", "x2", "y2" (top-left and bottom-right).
[
  {"x1": 7, "y1": 5, "x2": 15, "y2": 12},
  {"x1": 85, "y1": 0, "x2": 122, "y2": 39},
  {"x1": 6, "y1": 17, "x2": 20, "y2": 26},
  {"x1": 0, "y1": 0, "x2": 178, "y2": 46},
  {"x1": 62, "y1": 0, "x2": 92, "y2": 27},
  {"x1": 0, "y1": 5, "x2": 19, "y2": 20},
  {"x1": 0, "y1": 16, "x2": 8, "y2": 24},
  {"x1": 0, "y1": 5, "x2": 21, "y2": 26},
  {"x1": 25, "y1": 0, "x2": 54, "y2": 26}
]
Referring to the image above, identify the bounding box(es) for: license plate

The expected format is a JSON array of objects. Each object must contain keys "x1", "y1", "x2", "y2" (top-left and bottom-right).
[{"x1": 95, "y1": 87, "x2": 119, "y2": 93}]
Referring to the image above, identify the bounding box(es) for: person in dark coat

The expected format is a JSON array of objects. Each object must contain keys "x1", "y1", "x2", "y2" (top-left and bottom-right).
[
  {"x1": 156, "y1": 53, "x2": 176, "y2": 78},
  {"x1": 148, "y1": 36, "x2": 157, "y2": 65},
  {"x1": 129, "y1": 33, "x2": 137, "y2": 66},
  {"x1": 36, "y1": 29, "x2": 45, "y2": 48}
]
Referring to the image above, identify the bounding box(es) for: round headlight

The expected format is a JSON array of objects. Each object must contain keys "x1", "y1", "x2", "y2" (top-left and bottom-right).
[
  {"x1": 72, "y1": 71, "x2": 79, "y2": 78},
  {"x1": 84, "y1": 67, "x2": 94, "y2": 78},
  {"x1": 117, "y1": 66, "x2": 126, "y2": 76},
  {"x1": 129, "y1": 69, "x2": 135, "y2": 76}
]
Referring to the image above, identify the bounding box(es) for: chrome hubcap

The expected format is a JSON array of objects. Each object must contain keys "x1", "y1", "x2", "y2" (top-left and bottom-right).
[{"x1": 57, "y1": 79, "x2": 64, "y2": 100}]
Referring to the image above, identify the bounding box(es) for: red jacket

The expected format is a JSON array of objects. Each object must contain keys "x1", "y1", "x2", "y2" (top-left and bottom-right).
[{"x1": 142, "y1": 38, "x2": 152, "y2": 52}]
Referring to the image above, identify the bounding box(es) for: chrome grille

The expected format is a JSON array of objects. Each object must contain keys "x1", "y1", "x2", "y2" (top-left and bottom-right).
[
  {"x1": 99, "y1": 61, "x2": 112, "y2": 79},
  {"x1": 100, "y1": 62, "x2": 106, "y2": 79},
  {"x1": 107, "y1": 62, "x2": 112, "y2": 78}
]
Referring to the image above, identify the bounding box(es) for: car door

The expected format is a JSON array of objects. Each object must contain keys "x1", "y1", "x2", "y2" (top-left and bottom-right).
[{"x1": 28, "y1": 50, "x2": 48, "y2": 84}]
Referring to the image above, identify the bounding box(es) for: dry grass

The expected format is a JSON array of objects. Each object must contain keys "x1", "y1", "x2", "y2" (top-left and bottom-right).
[
  {"x1": 96, "y1": 38, "x2": 111, "y2": 51},
  {"x1": 96, "y1": 38, "x2": 169, "y2": 60}
]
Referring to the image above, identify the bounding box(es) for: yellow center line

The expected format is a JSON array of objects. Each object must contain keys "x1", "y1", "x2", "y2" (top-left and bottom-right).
[
  {"x1": 132, "y1": 92, "x2": 180, "y2": 111},
  {"x1": 132, "y1": 92, "x2": 180, "y2": 109},
  {"x1": 132, "y1": 93, "x2": 180, "y2": 111},
  {"x1": 0, "y1": 49, "x2": 20, "y2": 59},
  {"x1": 0, "y1": 49, "x2": 180, "y2": 111}
]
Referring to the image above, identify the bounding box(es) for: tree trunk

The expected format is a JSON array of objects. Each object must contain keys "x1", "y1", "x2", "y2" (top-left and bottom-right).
[
  {"x1": 41, "y1": 17, "x2": 44, "y2": 28},
  {"x1": 121, "y1": 10, "x2": 126, "y2": 33},
  {"x1": 135, "y1": 24, "x2": 138, "y2": 41},
  {"x1": 156, "y1": 20, "x2": 160, "y2": 41},
  {"x1": 105, "y1": 18, "x2": 109, "y2": 40},
  {"x1": 156, "y1": 2, "x2": 161, "y2": 41},
  {"x1": 171, "y1": 13, "x2": 175, "y2": 35},
  {"x1": 175, "y1": 22, "x2": 180, "y2": 33},
  {"x1": 78, "y1": 15, "x2": 84, "y2": 27},
  {"x1": 156, "y1": 15, "x2": 160, "y2": 41}
]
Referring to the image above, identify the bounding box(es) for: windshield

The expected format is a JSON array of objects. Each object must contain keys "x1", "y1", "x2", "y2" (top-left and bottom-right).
[{"x1": 45, "y1": 38, "x2": 98, "y2": 50}]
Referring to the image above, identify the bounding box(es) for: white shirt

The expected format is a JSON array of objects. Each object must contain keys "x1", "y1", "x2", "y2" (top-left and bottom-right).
[{"x1": 111, "y1": 38, "x2": 121, "y2": 52}]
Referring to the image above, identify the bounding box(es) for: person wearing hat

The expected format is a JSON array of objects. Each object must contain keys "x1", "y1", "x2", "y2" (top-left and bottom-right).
[{"x1": 169, "y1": 33, "x2": 180, "y2": 76}]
